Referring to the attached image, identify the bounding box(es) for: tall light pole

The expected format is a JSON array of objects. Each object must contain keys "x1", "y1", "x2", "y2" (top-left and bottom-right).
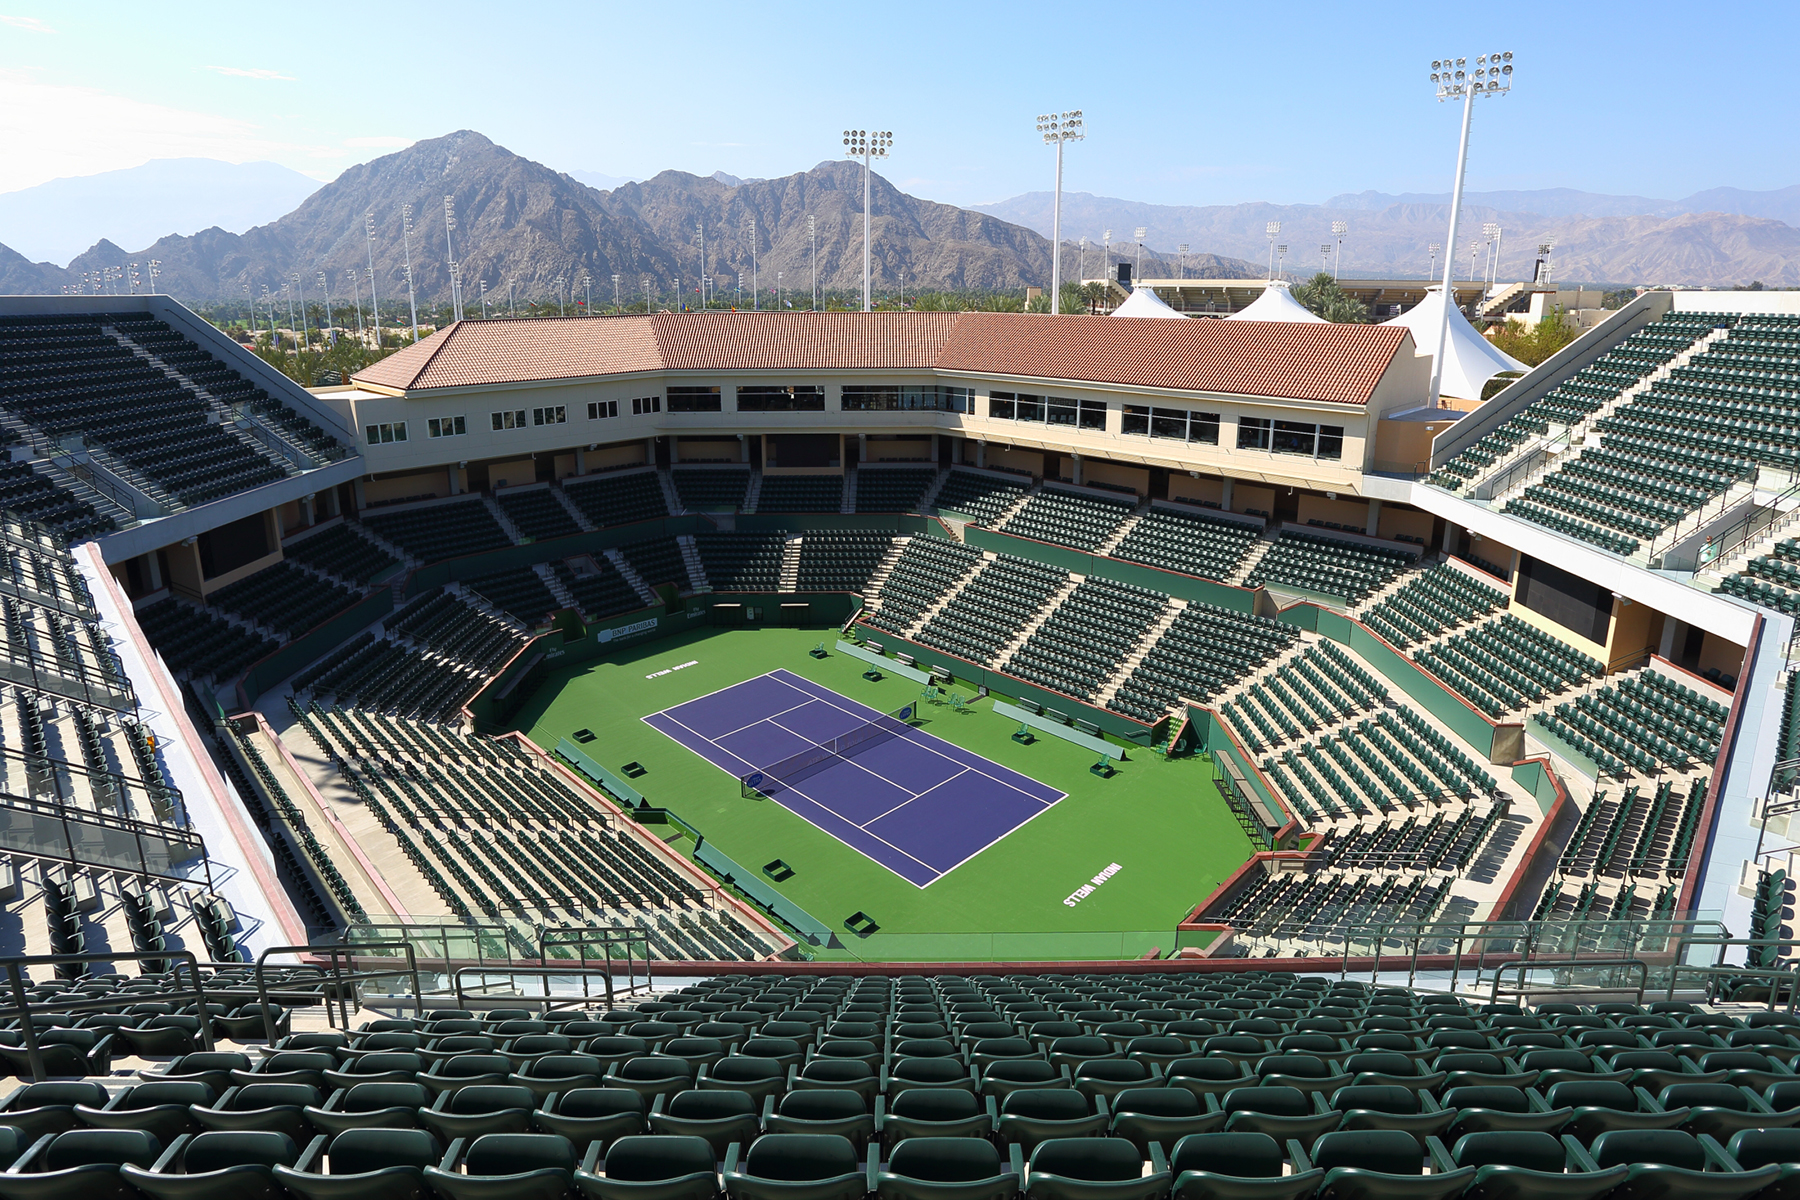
[
  {"x1": 1036, "y1": 109, "x2": 1083, "y2": 314},
  {"x1": 1133, "y1": 227, "x2": 1146, "y2": 283},
  {"x1": 582, "y1": 274, "x2": 591, "y2": 316},
  {"x1": 1427, "y1": 51, "x2": 1515, "y2": 406},
  {"x1": 443, "y1": 196, "x2": 462, "y2": 322},
  {"x1": 1276, "y1": 243, "x2": 1288, "y2": 280},
  {"x1": 807, "y1": 214, "x2": 817, "y2": 311},
  {"x1": 1177, "y1": 243, "x2": 1188, "y2": 280},
  {"x1": 480, "y1": 278, "x2": 489, "y2": 320},
  {"x1": 147, "y1": 259, "x2": 161, "y2": 293},
  {"x1": 1265, "y1": 221, "x2": 1281, "y2": 279},
  {"x1": 401, "y1": 203, "x2": 421, "y2": 342},
  {"x1": 1429, "y1": 242, "x2": 1441, "y2": 278},
  {"x1": 1331, "y1": 221, "x2": 1348, "y2": 280},
  {"x1": 1468, "y1": 240, "x2": 1481, "y2": 282},
  {"x1": 1078, "y1": 237, "x2": 1088, "y2": 285},
  {"x1": 317, "y1": 270, "x2": 335, "y2": 346},
  {"x1": 349, "y1": 266, "x2": 364, "y2": 339},
  {"x1": 1483, "y1": 221, "x2": 1504, "y2": 289},
  {"x1": 612, "y1": 274, "x2": 621, "y2": 312},
  {"x1": 1103, "y1": 229, "x2": 1112, "y2": 284},
  {"x1": 554, "y1": 276, "x2": 566, "y2": 317},
  {"x1": 694, "y1": 220, "x2": 705, "y2": 310},
  {"x1": 363, "y1": 213, "x2": 381, "y2": 340},
  {"x1": 1320, "y1": 243, "x2": 1332, "y2": 274},
  {"x1": 744, "y1": 217, "x2": 758, "y2": 311},
  {"x1": 292, "y1": 272, "x2": 309, "y2": 347},
  {"x1": 842, "y1": 129, "x2": 893, "y2": 312},
  {"x1": 641, "y1": 276, "x2": 650, "y2": 313}
]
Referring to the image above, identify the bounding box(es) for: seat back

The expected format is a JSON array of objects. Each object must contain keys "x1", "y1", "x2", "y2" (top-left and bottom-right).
[
  {"x1": 667, "y1": 1090, "x2": 756, "y2": 1119},
  {"x1": 1659, "y1": 1083, "x2": 1749, "y2": 1110},
  {"x1": 1332, "y1": 1086, "x2": 1419, "y2": 1114},
  {"x1": 1441, "y1": 1086, "x2": 1530, "y2": 1113},
  {"x1": 890, "y1": 1089, "x2": 979, "y2": 1121},
  {"x1": 558, "y1": 1089, "x2": 646, "y2": 1118},
  {"x1": 183, "y1": 1131, "x2": 300, "y2": 1172},
  {"x1": 450, "y1": 1086, "x2": 534, "y2": 1114},
  {"x1": 1590, "y1": 1129, "x2": 1703, "y2": 1170},
  {"x1": 1451, "y1": 1132, "x2": 1564, "y2": 1171},
  {"x1": 1029, "y1": 1137, "x2": 1144, "y2": 1181},
  {"x1": 1222, "y1": 1087, "x2": 1308, "y2": 1117},
  {"x1": 15, "y1": 1081, "x2": 108, "y2": 1109},
  {"x1": 42, "y1": 1129, "x2": 162, "y2": 1170},
  {"x1": 234, "y1": 1083, "x2": 320, "y2": 1109},
  {"x1": 1003, "y1": 1089, "x2": 1089, "y2": 1120},
  {"x1": 1309, "y1": 1130, "x2": 1423, "y2": 1174},
  {"x1": 887, "y1": 1137, "x2": 1003, "y2": 1182},
  {"x1": 1544, "y1": 1080, "x2": 1633, "y2": 1110},
  {"x1": 345, "y1": 1083, "x2": 430, "y2": 1112},
  {"x1": 1728, "y1": 1129, "x2": 1800, "y2": 1171},
  {"x1": 1170, "y1": 1132, "x2": 1284, "y2": 1179},
  {"x1": 743, "y1": 1133, "x2": 860, "y2": 1181},
  {"x1": 125, "y1": 1082, "x2": 214, "y2": 1108},
  {"x1": 327, "y1": 1128, "x2": 441, "y2": 1175},
  {"x1": 779, "y1": 1090, "x2": 867, "y2": 1121},
  {"x1": 463, "y1": 1133, "x2": 575, "y2": 1176},
  {"x1": 1111, "y1": 1088, "x2": 1199, "y2": 1118}
]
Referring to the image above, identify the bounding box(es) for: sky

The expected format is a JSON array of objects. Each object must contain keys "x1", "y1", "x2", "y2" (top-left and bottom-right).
[{"x1": 2, "y1": 1, "x2": 1796, "y2": 209}]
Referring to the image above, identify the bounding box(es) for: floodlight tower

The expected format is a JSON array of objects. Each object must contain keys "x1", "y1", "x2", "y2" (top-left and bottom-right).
[
  {"x1": 443, "y1": 196, "x2": 464, "y2": 322},
  {"x1": 555, "y1": 276, "x2": 566, "y2": 317},
  {"x1": 842, "y1": 129, "x2": 893, "y2": 311},
  {"x1": 292, "y1": 273, "x2": 309, "y2": 346},
  {"x1": 1036, "y1": 109, "x2": 1084, "y2": 313},
  {"x1": 641, "y1": 276, "x2": 650, "y2": 313},
  {"x1": 1486, "y1": 223, "x2": 1505, "y2": 289},
  {"x1": 1078, "y1": 237, "x2": 1089, "y2": 284},
  {"x1": 349, "y1": 268, "x2": 364, "y2": 337},
  {"x1": 1429, "y1": 242, "x2": 1441, "y2": 277},
  {"x1": 1133, "y1": 227, "x2": 1146, "y2": 283},
  {"x1": 1276, "y1": 244, "x2": 1288, "y2": 280},
  {"x1": 612, "y1": 274, "x2": 621, "y2": 312},
  {"x1": 1265, "y1": 222, "x2": 1281, "y2": 279},
  {"x1": 1481, "y1": 221, "x2": 1500, "y2": 290},
  {"x1": 1320, "y1": 244, "x2": 1332, "y2": 273},
  {"x1": 1177, "y1": 243, "x2": 1188, "y2": 280},
  {"x1": 147, "y1": 260, "x2": 161, "y2": 293},
  {"x1": 744, "y1": 217, "x2": 758, "y2": 310},
  {"x1": 1426, "y1": 51, "x2": 1515, "y2": 406},
  {"x1": 1331, "y1": 221, "x2": 1348, "y2": 280},
  {"x1": 480, "y1": 278, "x2": 489, "y2": 320},
  {"x1": 807, "y1": 214, "x2": 817, "y2": 311},
  {"x1": 318, "y1": 270, "x2": 335, "y2": 346},
  {"x1": 1103, "y1": 230, "x2": 1112, "y2": 282},
  {"x1": 362, "y1": 214, "x2": 382, "y2": 339},
  {"x1": 401, "y1": 204, "x2": 421, "y2": 342}
]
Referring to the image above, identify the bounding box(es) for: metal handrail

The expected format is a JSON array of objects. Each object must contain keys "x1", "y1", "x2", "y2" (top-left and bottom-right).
[
  {"x1": 537, "y1": 927, "x2": 655, "y2": 1004},
  {"x1": 1666, "y1": 935, "x2": 1800, "y2": 1011},
  {"x1": 1486, "y1": 956, "x2": 1650, "y2": 1005},
  {"x1": 256, "y1": 939, "x2": 422, "y2": 1035},
  {"x1": 452, "y1": 964, "x2": 625, "y2": 1013},
  {"x1": 1, "y1": 950, "x2": 211, "y2": 1080}
]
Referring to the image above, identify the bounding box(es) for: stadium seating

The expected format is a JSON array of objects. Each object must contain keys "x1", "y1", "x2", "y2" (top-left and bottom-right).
[
  {"x1": 1110, "y1": 508, "x2": 1261, "y2": 584},
  {"x1": 135, "y1": 598, "x2": 279, "y2": 683},
  {"x1": 208, "y1": 562, "x2": 363, "y2": 640},
  {"x1": 1416, "y1": 614, "x2": 1601, "y2": 719},
  {"x1": 795, "y1": 534, "x2": 896, "y2": 593},
  {"x1": 933, "y1": 471, "x2": 1028, "y2": 524},
  {"x1": 554, "y1": 560, "x2": 646, "y2": 621},
  {"x1": 915, "y1": 555, "x2": 1069, "y2": 667},
  {"x1": 1533, "y1": 668, "x2": 1726, "y2": 776},
  {"x1": 1361, "y1": 564, "x2": 1510, "y2": 650},
  {"x1": 0, "y1": 460, "x2": 112, "y2": 542},
  {"x1": 361, "y1": 500, "x2": 512, "y2": 563},
  {"x1": 562, "y1": 472, "x2": 671, "y2": 528},
  {"x1": 462, "y1": 568, "x2": 563, "y2": 625},
  {"x1": 854, "y1": 469, "x2": 937, "y2": 512},
  {"x1": 1247, "y1": 534, "x2": 1413, "y2": 603},
  {"x1": 865, "y1": 538, "x2": 984, "y2": 635},
  {"x1": 1000, "y1": 489, "x2": 1134, "y2": 552},
  {"x1": 674, "y1": 470, "x2": 750, "y2": 511},
  {"x1": 757, "y1": 477, "x2": 844, "y2": 513},
  {"x1": 1007, "y1": 579, "x2": 1168, "y2": 702},
  {"x1": 387, "y1": 589, "x2": 529, "y2": 677},
  {"x1": 497, "y1": 489, "x2": 582, "y2": 542},
  {"x1": 620, "y1": 538, "x2": 692, "y2": 592},
  {"x1": 1107, "y1": 604, "x2": 1301, "y2": 723},
  {"x1": 696, "y1": 535, "x2": 788, "y2": 592},
  {"x1": 282, "y1": 523, "x2": 398, "y2": 585},
  {"x1": 300, "y1": 638, "x2": 484, "y2": 723},
  {"x1": 1224, "y1": 645, "x2": 1386, "y2": 754}
]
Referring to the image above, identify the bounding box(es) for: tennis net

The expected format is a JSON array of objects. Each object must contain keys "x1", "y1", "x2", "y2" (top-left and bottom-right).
[{"x1": 740, "y1": 703, "x2": 918, "y2": 797}]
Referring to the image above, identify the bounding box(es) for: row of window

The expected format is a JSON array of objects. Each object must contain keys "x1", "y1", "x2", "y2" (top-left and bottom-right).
[{"x1": 374, "y1": 395, "x2": 1342, "y2": 462}]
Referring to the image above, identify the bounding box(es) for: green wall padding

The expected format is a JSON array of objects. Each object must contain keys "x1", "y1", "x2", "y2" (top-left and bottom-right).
[
  {"x1": 1510, "y1": 758, "x2": 1563, "y2": 815},
  {"x1": 962, "y1": 527, "x2": 1257, "y2": 614},
  {"x1": 239, "y1": 588, "x2": 394, "y2": 702},
  {"x1": 694, "y1": 839, "x2": 835, "y2": 946}
]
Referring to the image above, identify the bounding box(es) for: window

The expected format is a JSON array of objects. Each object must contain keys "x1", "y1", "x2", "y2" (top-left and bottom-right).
[
  {"x1": 587, "y1": 400, "x2": 620, "y2": 420},
  {"x1": 1078, "y1": 398, "x2": 1107, "y2": 430},
  {"x1": 427, "y1": 416, "x2": 465, "y2": 439},
  {"x1": 1016, "y1": 394, "x2": 1045, "y2": 422},
  {"x1": 1123, "y1": 404, "x2": 1150, "y2": 436},
  {"x1": 736, "y1": 385, "x2": 825, "y2": 412},
  {"x1": 532, "y1": 405, "x2": 566, "y2": 426},
  {"x1": 631, "y1": 396, "x2": 662, "y2": 415},
  {"x1": 841, "y1": 385, "x2": 972, "y2": 412},
  {"x1": 989, "y1": 391, "x2": 1104, "y2": 428},
  {"x1": 1239, "y1": 416, "x2": 1345, "y2": 459},
  {"x1": 1237, "y1": 417, "x2": 1272, "y2": 450},
  {"x1": 667, "y1": 386, "x2": 722, "y2": 412},
  {"x1": 491, "y1": 409, "x2": 526, "y2": 431},
  {"x1": 364, "y1": 421, "x2": 407, "y2": 444},
  {"x1": 988, "y1": 392, "x2": 1016, "y2": 420}
]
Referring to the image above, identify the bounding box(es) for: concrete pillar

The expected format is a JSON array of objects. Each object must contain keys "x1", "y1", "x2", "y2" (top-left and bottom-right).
[
  {"x1": 1071, "y1": 453, "x2": 1084, "y2": 486},
  {"x1": 575, "y1": 448, "x2": 587, "y2": 475},
  {"x1": 1220, "y1": 478, "x2": 1234, "y2": 510},
  {"x1": 144, "y1": 552, "x2": 163, "y2": 591},
  {"x1": 447, "y1": 466, "x2": 462, "y2": 496},
  {"x1": 646, "y1": 437, "x2": 657, "y2": 467},
  {"x1": 1442, "y1": 520, "x2": 1461, "y2": 554},
  {"x1": 1660, "y1": 617, "x2": 1681, "y2": 661},
  {"x1": 739, "y1": 434, "x2": 750, "y2": 464},
  {"x1": 858, "y1": 433, "x2": 868, "y2": 464},
  {"x1": 322, "y1": 486, "x2": 341, "y2": 518},
  {"x1": 353, "y1": 478, "x2": 368, "y2": 510},
  {"x1": 299, "y1": 494, "x2": 314, "y2": 527},
  {"x1": 976, "y1": 441, "x2": 987, "y2": 469},
  {"x1": 1365, "y1": 498, "x2": 1383, "y2": 537}
]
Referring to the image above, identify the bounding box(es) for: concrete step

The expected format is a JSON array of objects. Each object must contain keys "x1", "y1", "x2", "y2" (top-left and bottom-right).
[
  {"x1": 899, "y1": 552, "x2": 993, "y2": 640},
  {"x1": 779, "y1": 536, "x2": 803, "y2": 592},
  {"x1": 482, "y1": 495, "x2": 525, "y2": 544},
  {"x1": 552, "y1": 483, "x2": 596, "y2": 532},
  {"x1": 992, "y1": 572, "x2": 1081, "y2": 672},
  {"x1": 859, "y1": 537, "x2": 911, "y2": 611},
  {"x1": 840, "y1": 469, "x2": 857, "y2": 513},
  {"x1": 1093, "y1": 595, "x2": 1187, "y2": 709},
  {"x1": 537, "y1": 562, "x2": 577, "y2": 610},
  {"x1": 605, "y1": 548, "x2": 660, "y2": 606},
  {"x1": 741, "y1": 471, "x2": 763, "y2": 514},
  {"x1": 676, "y1": 535, "x2": 710, "y2": 593},
  {"x1": 1229, "y1": 529, "x2": 1280, "y2": 586},
  {"x1": 658, "y1": 468, "x2": 686, "y2": 516}
]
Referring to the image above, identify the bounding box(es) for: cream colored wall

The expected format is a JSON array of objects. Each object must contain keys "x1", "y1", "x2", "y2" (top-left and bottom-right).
[
  {"x1": 1297, "y1": 495, "x2": 1371, "y2": 528},
  {"x1": 363, "y1": 471, "x2": 451, "y2": 505},
  {"x1": 1083, "y1": 460, "x2": 1148, "y2": 495},
  {"x1": 587, "y1": 443, "x2": 647, "y2": 470},
  {"x1": 1377, "y1": 506, "x2": 1435, "y2": 543},
  {"x1": 1169, "y1": 476, "x2": 1225, "y2": 506}
]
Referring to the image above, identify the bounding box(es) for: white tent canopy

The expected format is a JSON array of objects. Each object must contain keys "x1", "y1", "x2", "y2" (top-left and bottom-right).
[
  {"x1": 1225, "y1": 279, "x2": 1329, "y2": 324},
  {"x1": 1384, "y1": 284, "x2": 1526, "y2": 403},
  {"x1": 1110, "y1": 285, "x2": 1189, "y2": 319}
]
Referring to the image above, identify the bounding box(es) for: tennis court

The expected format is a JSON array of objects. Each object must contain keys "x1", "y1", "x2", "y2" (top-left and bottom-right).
[{"x1": 643, "y1": 669, "x2": 1066, "y2": 886}]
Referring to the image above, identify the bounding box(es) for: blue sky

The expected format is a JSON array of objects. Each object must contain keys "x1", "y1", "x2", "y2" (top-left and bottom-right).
[{"x1": 1, "y1": 1, "x2": 1794, "y2": 207}]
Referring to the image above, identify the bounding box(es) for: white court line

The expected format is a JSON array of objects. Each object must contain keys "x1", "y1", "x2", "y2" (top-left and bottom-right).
[
  {"x1": 860, "y1": 766, "x2": 973, "y2": 826},
  {"x1": 714, "y1": 696, "x2": 821, "y2": 741},
  {"x1": 766, "y1": 669, "x2": 1064, "y2": 807}
]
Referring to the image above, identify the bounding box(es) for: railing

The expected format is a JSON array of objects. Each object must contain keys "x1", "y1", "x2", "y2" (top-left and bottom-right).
[
  {"x1": 1646, "y1": 474, "x2": 1765, "y2": 565},
  {"x1": 341, "y1": 919, "x2": 517, "y2": 974},
  {"x1": 257, "y1": 939, "x2": 422, "y2": 1033},
  {"x1": 1486, "y1": 956, "x2": 1650, "y2": 1005},
  {"x1": 451, "y1": 964, "x2": 635, "y2": 1013},
  {"x1": 2, "y1": 950, "x2": 211, "y2": 1080},
  {"x1": 1667, "y1": 480, "x2": 1800, "y2": 576},
  {"x1": 1664, "y1": 934, "x2": 1800, "y2": 1011},
  {"x1": 537, "y1": 926, "x2": 655, "y2": 1001}
]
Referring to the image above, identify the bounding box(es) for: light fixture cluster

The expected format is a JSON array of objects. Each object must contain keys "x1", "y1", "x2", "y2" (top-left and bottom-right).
[
  {"x1": 1431, "y1": 52, "x2": 1514, "y2": 100},
  {"x1": 1036, "y1": 110, "x2": 1084, "y2": 145},
  {"x1": 843, "y1": 130, "x2": 893, "y2": 159}
]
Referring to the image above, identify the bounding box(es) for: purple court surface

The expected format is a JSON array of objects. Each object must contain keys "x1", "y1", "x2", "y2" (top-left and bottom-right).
[{"x1": 643, "y1": 669, "x2": 1066, "y2": 886}]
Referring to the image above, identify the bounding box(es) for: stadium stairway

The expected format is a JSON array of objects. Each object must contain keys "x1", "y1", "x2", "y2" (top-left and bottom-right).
[
  {"x1": 839, "y1": 467, "x2": 857, "y2": 512},
  {"x1": 779, "y1": 537, "x2": 803, "y2": 591},
  {"x1": 1091, "y1": 595, "x2": 1186, "y2": 710},
  {"x1": 1463, "y1": 324, "x2": 1731, "y2": 501},
  {"x1": 1703, "y1": 503, "x2": 1800, "y2": 587},
  {"x1": 551, "y1": 483, "x2": 596, "y2": 532},
  {"x1": 481, "y1": 494, "x2": 525, "y2": 544},
  {"x1": 894, "y1": 550, "x2": 993, "y2": 639},
  {"x1": 1095, "y1": 504, "x2": 1147, "y2": 557},
  {"x1": 990, "y1": 573, "x2": 1082, "y2": 672},
  {"x1": 0, "y1": 403, "x2": 179, "y2": 520},
  {"x1": 538, "y1": 563, "x2": 577, "y2": 611},
  {"x1": 347, "y1": 519, "x2": 420, "y2": 574},
  {"x1": 605, "y1": 548, "x2": 661, "y2": 606},
  {"x1": 1228, "y1": 527, "x2": 1281, "y2": 586},
  {"x1": 657, "y1": 467, "x2": 685, "y2": 515},
  {"x1": 862, "y1": 536, "x2": 910, "y2": 598},
  {"x1": 986, "y1": 484, "x2": 1037, "y2": 528},
  {"x1": 741, "y1": 470, "x2": 763, "y2": 514},
  {"x1": 915, "y1": 466, "x2": 951, "y2": 511},
  {"x1": 677, "y1": 535, "x2": 710, "y2": 593}
]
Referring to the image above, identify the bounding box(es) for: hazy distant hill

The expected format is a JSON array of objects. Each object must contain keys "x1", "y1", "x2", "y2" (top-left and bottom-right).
[{"x1": 0, "y1": 159, "x2": 322, "y2": 267}]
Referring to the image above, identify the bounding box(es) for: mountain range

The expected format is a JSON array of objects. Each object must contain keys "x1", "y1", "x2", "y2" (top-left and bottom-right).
[
  {"x1": 0, "y1": 132, "x2": 1253, "y2": 305},
  {"x1": 970, "y1": 189, "x2": 1800, "y2": 287}
]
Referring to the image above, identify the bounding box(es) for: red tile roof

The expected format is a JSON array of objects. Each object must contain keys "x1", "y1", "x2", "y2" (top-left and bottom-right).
[{"x1": 353, "y1": 311, "x2": 1410, "y2": 406}]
